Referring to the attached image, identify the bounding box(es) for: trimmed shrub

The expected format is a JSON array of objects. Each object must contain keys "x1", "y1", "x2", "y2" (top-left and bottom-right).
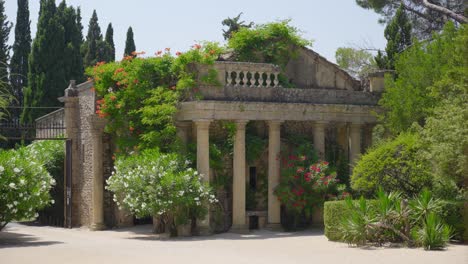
[{"x1": 351, "y1": 133, "x2": 432, "y2": 197}]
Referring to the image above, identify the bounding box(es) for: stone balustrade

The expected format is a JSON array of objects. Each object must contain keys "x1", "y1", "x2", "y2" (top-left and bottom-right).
[{"x1": 214, "y1": 61, "x2": 281, "y2": 88}]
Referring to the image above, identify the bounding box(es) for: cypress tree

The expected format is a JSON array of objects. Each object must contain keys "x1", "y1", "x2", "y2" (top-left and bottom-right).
[
  {"x1": 376, "y1": 5, "x2": 412, "y2": 70},
  {"x1": 10, "y1": 0, "x2": 31, "y2": 117},
  {"x1": 104, "y1": 23, "x2": 115, "y2": 62},
  {"x1": 0, "y1": 0, "x2": 12, "y2": 85},
  {"x1": 57, "y1": 1, "x2": 84, "y2": 83},
  {"x1": 83, "y1": 10, "x2": 103, "y2": 67},
  {"x1": 124, "y1": 27, "x2": 136, "y2": 57},
  {"x1": 22, "y1": 0, "x2": 65, "y2": 123}
]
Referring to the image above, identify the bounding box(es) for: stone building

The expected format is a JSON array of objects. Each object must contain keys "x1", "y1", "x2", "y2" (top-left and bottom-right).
[{"x1": 57, "y1": 47, "x2": 385, "y2": 232}]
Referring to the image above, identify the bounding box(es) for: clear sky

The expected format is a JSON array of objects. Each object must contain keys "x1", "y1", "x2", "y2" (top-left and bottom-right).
[{"x1": 4, "y1": 0, "x2": 386, "y2": 63}]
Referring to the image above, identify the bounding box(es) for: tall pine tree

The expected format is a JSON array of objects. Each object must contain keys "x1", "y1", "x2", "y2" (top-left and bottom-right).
[
  {"x1": 10, "y1": 0, "x2": 31, "y2": 118},
  {"x1": 22, "y1": 0, "x2": 65, "y2": 123},
  {"x1": 0, "y1": 0, "x2": 12, "y2": 85},
  {"x1": 104, "y1": 23, "x2": 115, "y2": 62},
  {"x1": 124, "y1": 26, "x2": 136, "y2": 57},
  {"x1": 82, "y1": 10, "x2": 104, "y2": 67},
  {"x1": 58, "y1": 1, "x2": 84, "y2": 83},
  {"x1": 375, "y1": 5, "x2": 412, "y2": 70}
]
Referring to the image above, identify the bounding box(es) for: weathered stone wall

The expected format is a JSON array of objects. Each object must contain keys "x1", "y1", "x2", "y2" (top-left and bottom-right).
[{"x1": 285, "y1": 47, "x2": 360, "y2": 90}]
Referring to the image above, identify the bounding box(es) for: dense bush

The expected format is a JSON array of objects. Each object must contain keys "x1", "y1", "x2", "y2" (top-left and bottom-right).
[
  {"x1": 351, "y1": 133, "x2": 432, "y2": 197},
  {"x1": 106, "y1": 149, "x2": 217, "y2": 229},
  {"x1": 0, "y1": 146, "x2": 57, "y2": 230}
]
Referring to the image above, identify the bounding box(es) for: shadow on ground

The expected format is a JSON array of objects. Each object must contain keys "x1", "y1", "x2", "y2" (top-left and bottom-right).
[
  {"x1": 112, "y1": 224, "x2": 325, "y2": 242},
  {"x1": 0, "y1": 231, "x2": 63, "y2": 248}
]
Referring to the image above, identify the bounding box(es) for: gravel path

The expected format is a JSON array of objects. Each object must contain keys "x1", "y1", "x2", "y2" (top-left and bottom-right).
[{"x1": 1, "y1": 223, "x2": 467, "y2": 264}]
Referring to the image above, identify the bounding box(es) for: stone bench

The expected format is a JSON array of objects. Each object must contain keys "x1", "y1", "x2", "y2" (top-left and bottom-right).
[{"x1": 246, "y1": 210, "x2": 267, "y2": 229}]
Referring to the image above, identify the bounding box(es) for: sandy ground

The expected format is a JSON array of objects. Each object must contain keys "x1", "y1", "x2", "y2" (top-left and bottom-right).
[{"x1": 0, "y1": 223, "x2": 467, "y2": 264}]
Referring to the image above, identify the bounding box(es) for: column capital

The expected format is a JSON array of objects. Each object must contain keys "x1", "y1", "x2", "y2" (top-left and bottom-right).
[
  {"x1": 350, "y1": 122, "x2": 364, "y2": 129},
  {"x1": 234, "y1": 120, "x2": 249, "y2": 129},
  {"x1": 175, "y1": 121, "x2": 192, "y2": 129},
  {"x1": 314, "y1": 121, "x2": 329, "y2": 127},
  {"x1": 267, "y1": 120, "x2": 283, "y2": 128},
  {"x1": 193, "y1": 119, "x2": 212, "y2": 129}
]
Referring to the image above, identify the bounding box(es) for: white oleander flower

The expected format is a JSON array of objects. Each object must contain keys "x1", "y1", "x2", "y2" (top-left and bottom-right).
[
  {"x1": 0, "y1": 166, "x2": 4, "y2": 172},
  {"x1": 9, "y1": 183, "x2": 16, "y2": 189},
  {"x1": 13, "y1": 168, "x2": 20, "y2": 173}
]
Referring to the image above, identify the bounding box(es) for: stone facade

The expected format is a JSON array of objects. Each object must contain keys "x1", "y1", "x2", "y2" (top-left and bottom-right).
[{"x1": 54, "y1": 47, "x2": 384, "y2": 232}]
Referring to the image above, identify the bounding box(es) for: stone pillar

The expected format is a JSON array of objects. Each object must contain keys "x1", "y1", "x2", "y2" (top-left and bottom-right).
[
  {"x1": 349, "y1": 123, "x2": 362, "y2": 169},
  {"x1": 176, "y1": 121, "x2": 192, "y2": 145},
  {"x1": 267, "y1": 120, "x2": 282, "y2": 229},
  {"x1": 88, "y1": 116, "x2": 107, "y2": 230},
  {"x1": 313, "y1": 121, "x2": 327, "y2": 159},
  {"x1": 194, "y1": 119, "x2": 211, "y2": 234},
  {"x1": 62, "y1": 81, "x2": 80, "y2": 227},
  {"x1": 362, "y1": 124, "x2": 374, "y2": 152},
  {"x1": 337, "y1": 124, "x2": 349, "y2": 158},
  {"x1": 231, "y1": 120, "x2": 248, "y2": 233}
]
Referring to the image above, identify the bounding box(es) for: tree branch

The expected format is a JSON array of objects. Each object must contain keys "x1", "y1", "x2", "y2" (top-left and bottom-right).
[{"x1": 420, "y1": 0, "x2": 468, "y2": 23}]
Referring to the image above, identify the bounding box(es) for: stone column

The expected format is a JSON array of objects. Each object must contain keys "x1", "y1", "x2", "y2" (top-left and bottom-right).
[
  {"x1": 313, "y1": 121, "x2": 327, "y2": 159},
  {"x1": 88, "y1": 116, "x2": 107, "y2": 230},
  {"x1": 231, "y1": 120, "x2": 248, "y2": 233},
  {"x1": 176, "y1": 121, "x2": 192, "y2": 145},
  {"x1": 194, "y1": 119, "x2": 211, "y2": 234},
  {"x1": 337, "y1": 124, "x2": 349, "y2": 158},
  {"x1": 267, "y1": 120, "x2": 282, "y2": 229},
  {"x1": 363, "y1": 124, "x2": 374, "y2": 152},
  {"x1": 62, "y1": 81, "x2": 80, "y2": 227},
  {"x1": 349, "y1": 123, "x2": 362, "y2": 169}
]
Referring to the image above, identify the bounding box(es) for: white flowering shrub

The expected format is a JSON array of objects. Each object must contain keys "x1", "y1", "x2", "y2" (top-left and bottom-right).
[
  {"x1": 106, "y1": 149, "x2": 217, "y2": 226},
  {"x1": 0, "y1": 148, "x2": 56, "y2": 230}
]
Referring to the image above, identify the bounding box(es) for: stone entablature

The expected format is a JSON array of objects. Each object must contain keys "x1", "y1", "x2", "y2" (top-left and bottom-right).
[{"x1": 176, "y1": 101, "x2": 379, "y2": 124}]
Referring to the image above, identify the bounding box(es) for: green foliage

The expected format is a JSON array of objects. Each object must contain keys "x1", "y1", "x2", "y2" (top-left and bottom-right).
[
  {"x1": 335, "y1": 47, "x2": 377, "y2": 79},
  {"x1": 10, "y1": 0, "x2": 31, "y2": 116},
  {"x1": 228, "y1": 20, "x2": 312, "y2": 68},
  {"x1": 106, "y1": 149, "x2": 217, "y2": 226},
  {"x1": 22, "y1": 0, "x2": 84, "y2": 123},
  {"x1": 411, "y1": 212, "x2": 453, "y2": 250},
  {"x1": 83, "y1": 10, "x2": 104, "y2": 67},
  {"x1": 324, "y1": 200, "x2": 378, "y2": 241},
  {"x1": 340, "y1": 197, "x2": 378, "y2": 245},
  {"x1": 351, "y1": 133, "x2": 432, "y2": 197},
  {"x1": 124, "y1": 27, "x2": 136, "y2": 57},
  {"x1": 221, "y1": 12, "x2": 253, "y2": 40},
  {"x1": 88, "y1": 43, "x2": 224, "y2": 152},
  {"x1": 104, "y1": 23, "x2": 115, "y2": 62},
  {"x1": 375, "y1": 5, "x2": 412, "y2": 70},
  {"x1": 0, "y1": 140, "x2": 64, "y2": 231},
  {"x1": 0, "y1": 0, "x2": 11, "y2": 84},
  {"x1": 378, "y1": 23, "x2": 466, "y2": 134}
]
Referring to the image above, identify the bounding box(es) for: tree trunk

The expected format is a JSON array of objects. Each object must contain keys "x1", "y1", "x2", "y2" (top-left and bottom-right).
[{"x1": 421, "y1": 0, "x2": 468, "y2": 24}]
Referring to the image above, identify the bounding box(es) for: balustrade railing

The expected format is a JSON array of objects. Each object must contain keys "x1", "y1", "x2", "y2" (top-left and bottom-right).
[{"x1": 214, "y1": 61, "x2": 281, "y2": 88}]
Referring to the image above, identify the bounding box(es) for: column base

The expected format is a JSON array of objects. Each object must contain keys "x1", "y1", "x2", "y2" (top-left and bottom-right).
[
  {"x1": 265, "y1": 223, "x2": 282, "y2": 231},
  {"x1": 229, "y1": 224, "x2": 250, "y2": 234},
  {"x1": 197, "y1": 225, "x2": 212, "y2": 236},
  {"x1": 90, "y1": 223, "x2": 106, "y2": 231}
]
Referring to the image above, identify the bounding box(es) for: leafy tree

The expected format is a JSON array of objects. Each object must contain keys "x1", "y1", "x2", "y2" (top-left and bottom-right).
[
  {"x1": 124, "y1": 26, "x2": 136, "y2": 57},
  {"x1": 82, "y1": 10, "x2": 103, "y2": 67},
  {"x1": 0, "y1": 0, "x2": 12, "y2": 84},
  {"x1": 10, "y1": 0, "x2": 31, "y2": 118},
  {"x1": 104, "y1": 23, "x2": 115, "y2": 62},
  {"x1": 335, "y1": 47, "x2": 377, "y2": 79},
  {"x1": 351, "y1": 133, "x2": 433, "y2": 197},
  {"x1": 378, "y1": 22, "x2": 463, "y2": 134},
  {"x1": 375, "y1": 5, "x2": 412, "y2": 70},
  {"x1": 356, "y1": 0, "x2": 467, "y2": 38},
  {"x1": 221, "y1": 12, "x2": 253, "y2": 40},
  {"x1": 22, "y1": 0, "x2": 65, "y2": 123}
]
